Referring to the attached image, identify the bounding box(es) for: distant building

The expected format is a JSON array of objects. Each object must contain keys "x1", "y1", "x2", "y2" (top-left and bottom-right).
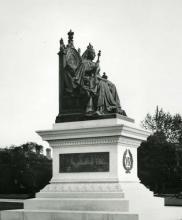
[{"x1": 46, "y1": 148, "x2": 52, "y2": 159}]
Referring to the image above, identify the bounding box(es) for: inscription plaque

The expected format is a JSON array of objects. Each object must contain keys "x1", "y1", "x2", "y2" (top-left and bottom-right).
[{"x1": 59, "y1": 152, "x2": 109, "y2": 173}]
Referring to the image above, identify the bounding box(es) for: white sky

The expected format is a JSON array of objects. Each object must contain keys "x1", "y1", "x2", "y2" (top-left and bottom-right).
[{"x1": 0, "y1": 0, "x2": 182, "y2": 148}]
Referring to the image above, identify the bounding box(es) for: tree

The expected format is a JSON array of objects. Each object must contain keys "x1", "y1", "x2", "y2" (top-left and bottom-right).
[
  {"x1": 138, "y1": 133, "x2": 182, "y2": 194},
  {"x1": 0, "y1": 142, "x2": 52, "y2": 194},
  {"x1": 141, "y1": 106, "x2": 182, "y2": 144},
  {"x1": 21, "y1": 142, "x2": 43, "y2": 154},
  {"x1": 139, "y1": 107, "x2": 182, "y2": 194}
]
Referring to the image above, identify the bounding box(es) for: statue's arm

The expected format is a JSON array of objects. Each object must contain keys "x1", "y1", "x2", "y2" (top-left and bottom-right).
[{"x1": 87, "y1": 61, "x2": 100, "y2": 76}]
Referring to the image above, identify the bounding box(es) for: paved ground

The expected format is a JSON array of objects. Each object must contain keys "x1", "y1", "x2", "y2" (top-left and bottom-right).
[{"x1": 140, "y1": 200, "x2": 182, "y2": 220}]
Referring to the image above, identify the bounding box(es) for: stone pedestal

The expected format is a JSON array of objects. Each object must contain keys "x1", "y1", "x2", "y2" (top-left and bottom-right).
[
  {"x1": 38, "y1": 117, "x2": 145, "y2": 184},
  {"x1": 1, "y1": 117, "x2": 170, "y2": 220}
]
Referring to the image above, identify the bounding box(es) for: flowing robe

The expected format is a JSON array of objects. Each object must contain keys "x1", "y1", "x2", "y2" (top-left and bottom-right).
[
  {"x1": 75, "y1": 59, "x2": 98, "y2": 90},
  {"x1": 97, "y1": 78, "x2": 122, "y2": 114},
  {"x1": 75, "y1": 59, "x2": 123, "y2": 114}
]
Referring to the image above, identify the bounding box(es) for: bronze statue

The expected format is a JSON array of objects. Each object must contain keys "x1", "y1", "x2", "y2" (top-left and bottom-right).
[{"x1": 56, "y1": 30, "x2": 126, "y2": 123}]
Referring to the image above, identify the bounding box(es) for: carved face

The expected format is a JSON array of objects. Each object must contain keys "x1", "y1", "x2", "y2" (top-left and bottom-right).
[
  {"x1": 82, "y1": 47, "x2": 96, "y2": 61},
  {"x1": 87, "y1": 50, "x2": 96, "y2": 60}
]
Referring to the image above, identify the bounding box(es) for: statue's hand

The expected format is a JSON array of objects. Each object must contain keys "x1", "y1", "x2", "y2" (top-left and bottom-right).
[{"x1": 95, "y1": 60, "x2": 100, "y2": 66}]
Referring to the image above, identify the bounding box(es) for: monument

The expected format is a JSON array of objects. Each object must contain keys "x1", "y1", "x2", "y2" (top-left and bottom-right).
[{"x1": 1, "y1": 31, "x2": 165, "y2": 220}]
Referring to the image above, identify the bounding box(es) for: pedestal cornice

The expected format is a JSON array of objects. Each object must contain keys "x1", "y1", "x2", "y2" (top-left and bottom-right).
[{"x1": 36, "y1": 118, "x2": 151, "y2": 144}]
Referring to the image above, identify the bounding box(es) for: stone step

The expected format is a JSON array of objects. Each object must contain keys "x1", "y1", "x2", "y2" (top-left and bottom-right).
[
  {"x1": 1, "y1": 209, "x2": 138, "y2": 220},
  {"x1": 24, "y1": 198, "x2": 129, "y2": 212},
  {"x1": 36, "y1": 191, "x2": 125, "y2": 198}
]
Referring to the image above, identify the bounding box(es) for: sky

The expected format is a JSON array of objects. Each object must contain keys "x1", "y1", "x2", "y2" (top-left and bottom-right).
[{"x1": 0, "y1": 0, "x2": 182, "y2": 148}]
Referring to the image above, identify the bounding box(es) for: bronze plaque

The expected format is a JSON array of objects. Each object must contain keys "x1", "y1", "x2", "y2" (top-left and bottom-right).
[{"x1": 59, "y1": 152, "x2": 109, "y2": 173}]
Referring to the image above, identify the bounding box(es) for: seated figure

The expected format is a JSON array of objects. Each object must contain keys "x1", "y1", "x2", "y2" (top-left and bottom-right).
[{"x1": 65, "y1": 43, "x2": 126, "y2": 116}]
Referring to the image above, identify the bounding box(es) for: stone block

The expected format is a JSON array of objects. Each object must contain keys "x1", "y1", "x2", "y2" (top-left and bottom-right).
[
  {"x1": 1, "y1": 210, "x2": 24, "y2": 220},
  {"x1": 36, "y1": 192, "x2": 125, "y2": 199},
  {"x1": 1, "y1": 210, "x2": 138, "y2": 220},
  {"x1": 24, "y1": 198, "x2": 129, "y2": 212}
]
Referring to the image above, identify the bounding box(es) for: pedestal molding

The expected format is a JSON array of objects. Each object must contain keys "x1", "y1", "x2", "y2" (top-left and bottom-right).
[
  {"x1": 49, "y1": 136, "x2": 141, "y2": 148},
  {"x1": 40, "y1": 182, "x2": 123, "y2": 193}
]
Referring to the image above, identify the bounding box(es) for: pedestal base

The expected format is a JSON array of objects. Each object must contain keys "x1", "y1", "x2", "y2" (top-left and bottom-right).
[
  {"x1": 0, "y1": 183, "x2": 138, "y2": 220},
  {"x1": 2, "y1": 182, "x2": 182, "y2": 220},
  {"x1": 1, "y1": 209, "x2": 138, "y2": 220}
]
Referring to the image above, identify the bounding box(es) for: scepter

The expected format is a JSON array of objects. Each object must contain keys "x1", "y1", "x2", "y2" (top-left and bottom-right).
[
  {"x1": 95, "y1": 50, "x2": 101, "y2": 77},
  {"x1": 97, "y1": 50, "x2": 101, "y2": 62}
]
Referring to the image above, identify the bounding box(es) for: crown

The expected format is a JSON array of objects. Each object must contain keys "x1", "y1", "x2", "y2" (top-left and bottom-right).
[
  {"x1": 82, "y1": 43, "x2": 95, "y2": 59},
  {"x1": 86, "y1": 43, "x2": 94, "y2": 52}
]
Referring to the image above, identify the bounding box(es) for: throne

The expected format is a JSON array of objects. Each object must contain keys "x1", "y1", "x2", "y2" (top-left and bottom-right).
[{"x1": 55, "y1": 30, "x2": 126, "y2": 123}]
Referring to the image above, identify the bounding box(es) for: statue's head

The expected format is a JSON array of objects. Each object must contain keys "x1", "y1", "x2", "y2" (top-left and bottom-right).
[{"x1": 82, "y1": 43, "x2": 96, "y2": 60}]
